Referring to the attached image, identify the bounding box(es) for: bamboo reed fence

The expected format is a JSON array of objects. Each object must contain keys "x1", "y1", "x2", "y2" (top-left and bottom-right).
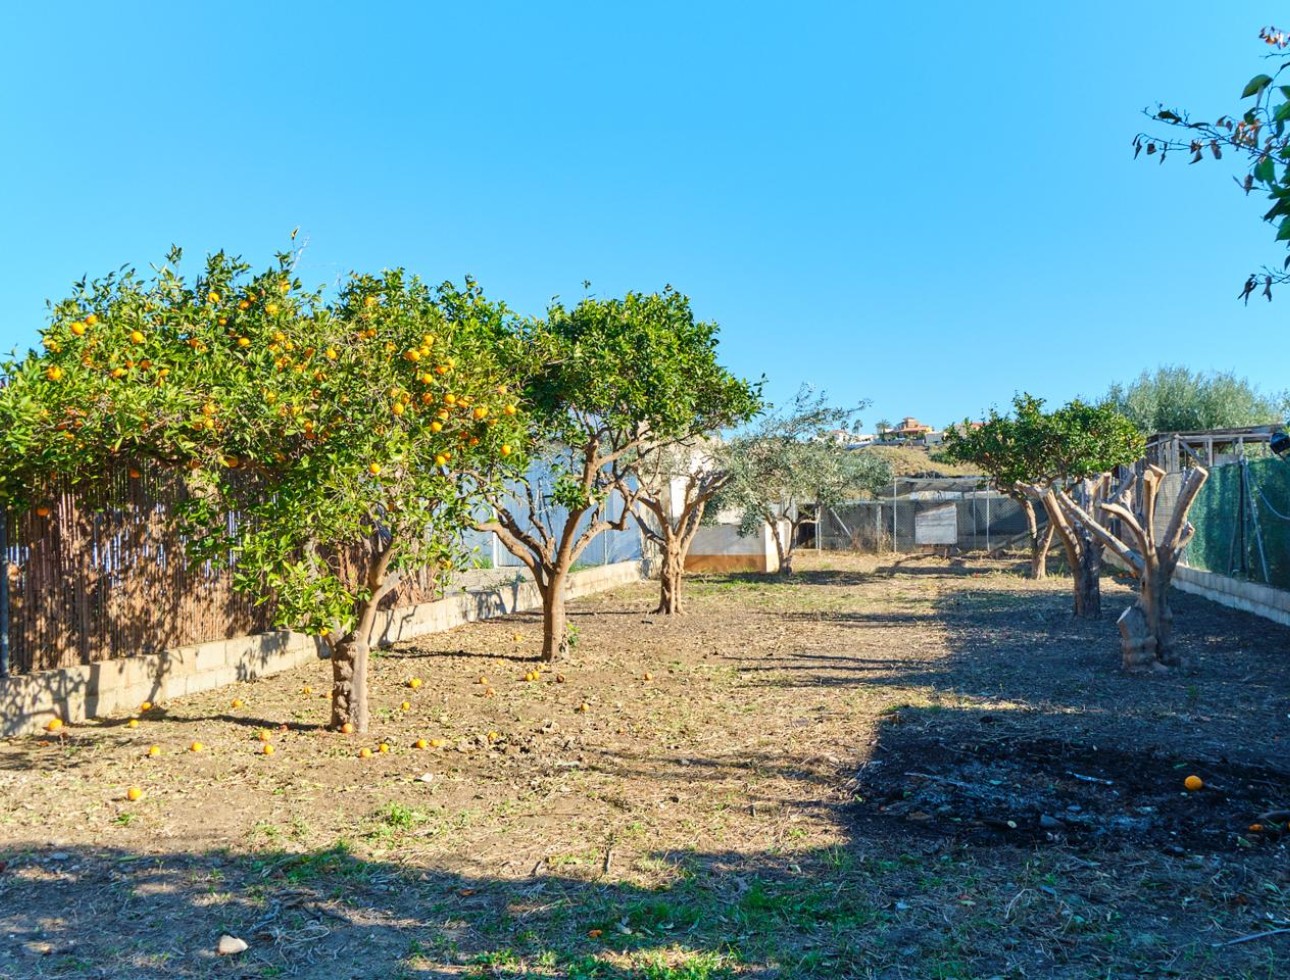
[{"x1": 0, "y1": 463, "x2": 441, "y2": 675}]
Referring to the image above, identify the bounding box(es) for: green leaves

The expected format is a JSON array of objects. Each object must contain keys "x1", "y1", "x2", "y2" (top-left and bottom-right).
[
  {"x1": 1242, "y1": 73, "x2": 1274, "y2": 98},
  {"x1": 942, "y1": 394, "x2": 1142, "y2": 492}
]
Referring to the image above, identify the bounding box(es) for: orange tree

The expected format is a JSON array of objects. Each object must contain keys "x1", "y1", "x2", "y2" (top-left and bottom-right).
[
  {"x1": 477, "y1": 289, "x2": 761, "y2": 659},
  {"x1": 0, "y1": 249, "x2": 529, "y2": 731}
]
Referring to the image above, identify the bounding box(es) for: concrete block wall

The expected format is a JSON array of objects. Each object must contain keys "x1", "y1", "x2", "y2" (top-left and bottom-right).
[
  {"x1": 1171, "y1": 564, "x2": 1290, "y2": 627},
  {"x1": 0, "y1": 560, "x2": 645, "y2": 737}
]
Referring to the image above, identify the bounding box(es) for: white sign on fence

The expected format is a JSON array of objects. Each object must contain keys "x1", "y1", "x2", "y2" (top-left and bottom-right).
[{"x1": 914, "y1": 503, "x2": 958, "y2": 546}]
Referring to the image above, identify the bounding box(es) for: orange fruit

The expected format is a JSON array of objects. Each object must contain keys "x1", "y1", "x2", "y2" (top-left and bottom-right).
[
  {"x1": 302, "y1": 686, "x2": 312, "y2": 696},
  {"x1": 128, "y1": 468, "x2": 142, "y2": 479},
  {"x1": 577, "y1": 702, "x2": 590, "y2": 713},
  {"x1": 414, "y1": 738, "x2": 428, "y2": 749},
  {"x1": 126, "y1": 786, "x2": 144, "y2": 802},
  {"x1": 392, "y1": 402, "x2": 405, "y2": 416},
  {"x1": 231, "y1": 699, "x2": 244, "y2": 709},
  {"x1": 189, "y1": 741, "x2": 204, "y2": 753},
  {"x1": 503, "y1": 404, "x2": 517, "y2": 416},
  {"x1": 478, "y1": 676, "x2": 489, "y2": 685},
  {"x1": 45, "y1": 366, "x2": 63, "y2": 381},
  {"x1": 140, "y1": 701, "x2": 153, "y2": 712},
  {"x1": 378, "y1": 743, "x2": 390, "y2": 753},
  {"x1": 340, "y1": 722, "x2": 355, "y2": 735},
  {"x1": 435, "y1": 454, "x2": 448, "y2": 467},
  {"x1": 261, "y1": 743, "x2": 275, "y2": 756},
  {"x1": 70, "y1": 321, "x2": 86, "y2": 336},
  {"x1": 207, "y1": 291, "x2": 220, "y2": 304},
  {"x1": 473, "y1": 406, "x2": 489, "y2": 419},
  {"x1": 501, "y1": 444, "x2": 512, "y2": 456},
  {"x1": 129, "y1": 330, "x2": 145, "y2": 344},
  {"x1": 643, "y1": 672, "x2": 653, "y2": 681},
  {"x1": 408, "y1": 678, "x2": 422, "y2": 690},
  {"x1": 257, "y1": 729, "x2": 271, "y2": 742},
  {"x1": 368, "y1": 463, "x2": 381, "y2": 476},
  {"x1": 265, "y1": 303, "x2": 280, "y2": 316},
  {"x1": 146, "y1": 745, "x2": 161, "y2": 757},
  {"x1": 400, "y1": 701, "x2": 411, "y2": 712},
  {"x1": 1184, "y1": 775, "x2": 1204, "y2": 792},
  {"x1": 237, "y1": 336, "x2": 251, "y2": 347},
  {"x1": 126, "y1": 718, "x2": 139, "y2": 729},
  {"x1": 358, "y1": 747, "x2": 372, "y2": 759},
  {"x1": 429, "y1": 738, "x2": 448, "y2": 748},
  {"x1": 84, "y1": 314, "x2": 98, "y2": 326},
  {"x1": 484, "y1": 687, "x2": 496, "y2": 698},
  {"x1": 34, "y1": 506, "x2": 51, "y2": 518},
  {"x1": 44, "y1": 717, "x2": 64, "y2": 733}
]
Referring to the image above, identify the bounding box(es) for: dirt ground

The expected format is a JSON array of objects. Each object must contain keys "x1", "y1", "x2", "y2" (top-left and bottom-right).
[{"x1": 2, "y1": 552, "x2": 1290, "y2": 979}]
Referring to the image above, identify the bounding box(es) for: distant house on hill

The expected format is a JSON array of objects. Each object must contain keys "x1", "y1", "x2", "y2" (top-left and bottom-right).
[{"x1": 886, "y1": 417, "x2": 934, "y2": 442}]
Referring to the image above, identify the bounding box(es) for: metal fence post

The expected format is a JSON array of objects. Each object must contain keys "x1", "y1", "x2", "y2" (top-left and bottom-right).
[{"x1": 0, "y1": 509, "x2": 9, "y2": 678}]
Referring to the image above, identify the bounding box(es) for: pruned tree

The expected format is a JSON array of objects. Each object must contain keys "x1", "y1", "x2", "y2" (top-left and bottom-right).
[
  {"x1": 945, "y1": 395, "x2": 1144, "y2": 616},
  {"x1": 716, "y1": 388, "x2": 890, "y2": 575},
  {"x1": 2, "y1": 250, "x2": 528, "y2": 732},
  {"x1": 479, "y1": 288, "x2": 760, "y2": 658},
  {"x1": 1049, "y1": 464, "x2": 1209, "y2": 670}
]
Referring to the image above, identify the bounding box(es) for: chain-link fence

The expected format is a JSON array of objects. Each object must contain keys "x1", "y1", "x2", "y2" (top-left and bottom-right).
[{"x1": 818, "y1": 490, "x2": 1037, "y2": 554}]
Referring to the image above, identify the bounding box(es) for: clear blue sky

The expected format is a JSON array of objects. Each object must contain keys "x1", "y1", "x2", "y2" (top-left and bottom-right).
[{"x1": 2, "y1": 2, "x2": 1286, "y2": 431}]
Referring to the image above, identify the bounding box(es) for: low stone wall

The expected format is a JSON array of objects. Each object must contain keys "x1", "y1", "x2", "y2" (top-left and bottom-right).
[
  {"x1": 0, "y1": 561, "x2": 645, "y2": 737},
  {"x1": 1171, "y1": 564, "x2": 1290, "y2": 627}
]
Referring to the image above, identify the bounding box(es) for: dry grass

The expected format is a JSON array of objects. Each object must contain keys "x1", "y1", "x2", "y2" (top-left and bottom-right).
[{"x1": 1, "y1": 553, "x2": 1289, "y2": 978}]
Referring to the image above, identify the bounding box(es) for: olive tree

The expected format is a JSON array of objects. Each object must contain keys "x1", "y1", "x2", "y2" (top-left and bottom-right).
[{"x1": 715, "y1": 388, "x2": 890, "y2": 575}]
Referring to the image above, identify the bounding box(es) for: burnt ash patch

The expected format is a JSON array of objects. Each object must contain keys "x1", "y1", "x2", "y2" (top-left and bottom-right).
[{"x1": 851, "y1": 722, "x2": 1290, "y2": 855}]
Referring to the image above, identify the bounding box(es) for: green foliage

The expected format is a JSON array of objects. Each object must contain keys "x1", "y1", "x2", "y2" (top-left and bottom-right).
[
  {"x1": 490, "y1": 287, "x2": 760, "y2": 568},
  {"x1": 0, "y1": 249, "x2": 531, "y2": 640},
  {"x1": 716, "y1": 387, "x2": 891, "y2": 536},
  {"x1": 1103, "y1": 365, "x2": 1286, "y2": 433},
  {"x1": 942, "y1": 393, "x2": 1144, "y2": 493},
  {"x1": 526, "y1": 288, "x2": 762, "y2": 459},
  {"x1": 1135, "y1": 26, "x2": 1290, "y2": 294}
]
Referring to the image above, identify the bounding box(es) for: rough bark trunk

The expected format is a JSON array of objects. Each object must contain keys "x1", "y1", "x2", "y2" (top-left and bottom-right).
[
  {"x1": 540, "y1": 572, "x2": 569, "y2": 662},
  {"x1": 1071, "y1": 528, "x2": 1102, "y2": 619},
  {"x1": 656, "y1": 539, "x2": 685, "y2": 614},
  {"x1": 1020, "y1": 497, "x2": 1054, "y2": 580},
  {"x1": 1049, "y1": 464, "x2": 1208, "y2": 672},
  {"x1": 1032, "y1": 524, "x2": 1056, "y2": 580},
  {"x1": 330, "y1": 634, "x2": 371, "y2": 732},
  {"x1": 1035, "y1": 485, "x2": 1103, "y2": 620}
]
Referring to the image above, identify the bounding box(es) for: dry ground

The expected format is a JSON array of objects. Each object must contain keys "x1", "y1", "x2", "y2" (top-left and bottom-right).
[{"x1": 2, "y1": 553, "x2": 1290, "y2": 979}]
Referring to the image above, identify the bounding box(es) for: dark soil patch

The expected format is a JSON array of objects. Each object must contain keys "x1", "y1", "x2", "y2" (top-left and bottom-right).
[{"x1": 854, "y1": 724, "x2": 1290, "y2": 854}]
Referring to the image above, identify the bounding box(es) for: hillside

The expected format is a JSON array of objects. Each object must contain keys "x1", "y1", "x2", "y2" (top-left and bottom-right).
[{"x1": 860, "y1": 444, "x2": 984, "y2": 479}]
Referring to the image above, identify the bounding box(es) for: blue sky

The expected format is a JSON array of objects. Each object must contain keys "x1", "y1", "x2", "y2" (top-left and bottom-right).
[{"x1": 2, "y1": 2, "x2": 1287, "y2": 431}]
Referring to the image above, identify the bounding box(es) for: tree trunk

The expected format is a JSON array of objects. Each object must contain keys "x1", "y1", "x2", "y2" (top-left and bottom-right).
[
  {"x1": 1048, "y1": 464, "x2": 1208, "y2": 672},
  {"x1": 1019, "y1": 498, "x2": 1053, "y2": 580},
  {"x1": 656, "y1": 539, "x2": 685, "y2": 614},
  {"x1": 540, "y1": 572, "x2": 569, "y2": 662},
  {"x1": 1071, "y1": 527, "x2": 1102, "y2": 619},
  {"x1": 330, "y1": 633, "x2": 371, "y2": 732},
  {"x1": 769, "y1": 515, "x2": 794, "y2": 575}
]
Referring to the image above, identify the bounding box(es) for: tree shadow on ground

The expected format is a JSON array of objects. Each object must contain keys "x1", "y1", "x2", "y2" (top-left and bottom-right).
[{"x1": 0, "y1": 838, "x2": 902, "y2": 979}]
